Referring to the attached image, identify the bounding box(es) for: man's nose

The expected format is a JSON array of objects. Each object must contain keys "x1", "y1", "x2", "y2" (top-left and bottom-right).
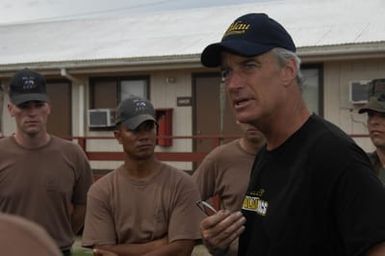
[
  {"x1": 226, "y1": 71, "x2": 244, "y2": 91},
  {"x1": 369, "y1": 115, "x2": 380, "y2": 126}
]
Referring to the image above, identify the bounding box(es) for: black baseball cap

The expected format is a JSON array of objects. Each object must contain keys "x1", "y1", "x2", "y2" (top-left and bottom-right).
[
  {"x1": 115, "y1": 96, "x2": 157, "y2": 129},
  {"x1": 359, "y1": 79, "x2": 385, "y2": 114},
  {"x1": 201, "y1": 13, "x2": 296, "y2": 67},
  {"x1": 9, "y1": 68, "x2": 49, "y2": 105}
]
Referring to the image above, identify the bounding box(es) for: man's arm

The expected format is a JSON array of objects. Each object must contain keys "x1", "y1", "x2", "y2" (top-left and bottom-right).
[
  {"x1": 95, "y1": 239, "x2": 195, "y2": 256},
  {"x1": 143, "y1": 240, "x2": 195, "y2": 256},
  {"x1": 94, "y1": 238, "x2": 167, "y2": 256},
  {"x1": 71, "y1": 204, "x2": 86, "y2": 234}
]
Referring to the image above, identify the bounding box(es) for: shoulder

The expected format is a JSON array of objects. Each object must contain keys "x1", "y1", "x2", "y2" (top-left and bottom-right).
[
  {"x1": 50, "y1": 136, "x2": 83, "y2": 150},
  {"x1": 0, "y1": 136, "x2": 15, "y2": 147},
  {"x1": 302, "y1": 115, "x2": 372, "y2": 178},
  {"x1": 50, "y1": 136, "x2": 88, "y2": 158},
  {"x1": 302, "y1": 115, "x2": 358, "y2": 152},
  {"x1": 159, "y1": 162, "x2": 190, "y2": 178},
  {"x1": 159, "y1": 162, "x2": 196, "y2": 186},
  {"x1": 201, "y1": 139, "x2": 241, "y2": 163},
  {"x1": 88, "y1": 168, "x2": 117, "y2": 196}
]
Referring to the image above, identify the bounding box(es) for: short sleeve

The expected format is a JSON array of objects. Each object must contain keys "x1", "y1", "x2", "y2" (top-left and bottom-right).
[
  {"x1": 168, "y1": 175, "x2": 204, "y2": 242},
  {"x1": 71, "y1": 144, "x2": 93, "y2": 205},
  {"x1": 192, "y1": 149, "x2": 219, "y2": 201},
  {"x1": 82, "y1": 185, "x2": 116, "y2": 248}
]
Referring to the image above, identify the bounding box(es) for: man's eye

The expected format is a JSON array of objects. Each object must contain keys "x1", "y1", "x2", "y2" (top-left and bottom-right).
[
  {"x1": 220, "y1": 69, "x2": 230, "y2": 81},
  {"x1": 242, "y1": 62, "x2": 257, "y2": 69}
]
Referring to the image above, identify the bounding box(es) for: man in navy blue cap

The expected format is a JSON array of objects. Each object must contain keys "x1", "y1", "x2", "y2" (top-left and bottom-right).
[{"x1": 199, "y1": 13, "x2": 385, "y2": 256}]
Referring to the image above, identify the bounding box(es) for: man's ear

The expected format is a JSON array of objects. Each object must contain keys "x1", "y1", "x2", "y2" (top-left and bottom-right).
[
  {"x1": 281, "y1": 58, "x2": 297, "y2": 87},
  {"x1": 46, "y1": 103, "x2": 51, "y2": 114},
  {"x1": 114, "y1": 129, "x2": 122, "y2": 145},
  {"x1": 7, "y1": 103, "x2": 15, "y2": 117}
]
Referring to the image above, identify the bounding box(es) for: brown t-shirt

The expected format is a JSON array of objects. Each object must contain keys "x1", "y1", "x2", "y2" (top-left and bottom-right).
[
  {"x1": 0, "y1": 136, "x2": 93, "y2": 250},
  {"x1": 192, "y1": 139, "x2": 257, "y2": 256},
  {"x1": 193, "y1": 139, "x2": 256, "y2": 212},
  {"x1": 0, "y1": 213, "x2": 61, "y2": 256},
  {"x1": 82, "y1": 162, "x2": 202, "y2": 247}
]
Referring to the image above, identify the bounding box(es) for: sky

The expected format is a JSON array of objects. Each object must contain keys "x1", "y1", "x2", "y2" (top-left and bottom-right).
[{"x1": 0, "y1": 0, "x2": 265, "y2": 24}]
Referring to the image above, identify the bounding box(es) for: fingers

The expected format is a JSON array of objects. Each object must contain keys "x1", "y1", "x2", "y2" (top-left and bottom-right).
[
  {"x1": 200, "y1": 210, "x2": 246, "y2": 250},
  {"x1": 200, "y1": 210, "x2": 231, "y2": 230}
]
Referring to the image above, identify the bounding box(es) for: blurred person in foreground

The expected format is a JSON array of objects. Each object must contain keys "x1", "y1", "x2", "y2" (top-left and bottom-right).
[
  {"x1": 198, "y1": 13, "x2": 385, "y2": 255},
  {"x1": 359, "y1": 79, "x2": 385, "y2": 185},
  {"x1": 0, "y1": 213, "x2": 61, "y2": 256},
  {"x1": 0, "y1": 68, "x2": 93, "y2": 256},
  {"x1": 193, "y1": 122, "x2": 265, "y2": 255},
  {"x1": 82, "y1": 96, "x2": 203, "y2": 256}
]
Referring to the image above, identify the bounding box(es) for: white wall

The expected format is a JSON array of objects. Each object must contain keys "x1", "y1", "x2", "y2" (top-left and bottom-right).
[{"x1": 323, "y1": 58, "x2": 385, "y2": 152}]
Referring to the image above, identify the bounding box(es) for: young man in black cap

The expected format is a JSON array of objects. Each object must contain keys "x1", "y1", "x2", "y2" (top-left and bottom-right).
[
  {"x1": 199, "y1": 13, "x2": 385, "y2": 255},
  {"x1": 82, "y1": 96, "x2": 203, "y2": 256},
  {"x1": 0, "y1": 68, "x2": 93, "y2": 255},
  {"x1": 359, "y1": 79, "x2": 385, "y2": 185}
]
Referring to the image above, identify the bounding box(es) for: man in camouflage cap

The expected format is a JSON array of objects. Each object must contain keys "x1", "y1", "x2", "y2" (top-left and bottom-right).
[{"x1": 359, "y1": 79, "x2": 385, "y2": 184}]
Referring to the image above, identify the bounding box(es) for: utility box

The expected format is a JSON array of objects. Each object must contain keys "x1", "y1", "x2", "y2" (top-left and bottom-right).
[{"x1": 156, "y1": 108, "x2": 173, "y2": 147}]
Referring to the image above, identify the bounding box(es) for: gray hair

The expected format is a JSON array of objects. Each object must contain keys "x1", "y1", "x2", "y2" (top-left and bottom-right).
[{"x1": 271, "y1": 48, "x2": 304, "y2": 90}]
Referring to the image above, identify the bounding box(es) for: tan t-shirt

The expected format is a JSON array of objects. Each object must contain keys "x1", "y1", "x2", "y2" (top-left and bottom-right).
[
  {"x1": 193, "y1": 139, "x2": 256, "y2": 212},
  {"x1": 0, "y1": 136, "x2": 93, "y2": 250},
  {"x1": 192, "y1": 139, "x2": 257, "y2": 256},
  {"x1": 82, "y1": 162, "x2": 202, "y2": 247},
  {"x1": 0, "y1": 213, "x2": 61, "y2": 256}
]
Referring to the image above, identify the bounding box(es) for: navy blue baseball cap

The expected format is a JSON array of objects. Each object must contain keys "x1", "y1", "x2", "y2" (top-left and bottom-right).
[{"x1": 201, "y1": 13, "x2": 296, "y2": 67}]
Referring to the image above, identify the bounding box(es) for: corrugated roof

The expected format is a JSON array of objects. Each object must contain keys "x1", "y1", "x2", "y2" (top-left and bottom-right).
[{"x1": 0, "y1": 0, "x2": 384, "y2": 66}]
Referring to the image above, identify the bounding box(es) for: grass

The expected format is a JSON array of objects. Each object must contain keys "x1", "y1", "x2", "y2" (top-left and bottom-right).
[
  {"x1": 73, "y1": 250, "x2": 92, "y2": 256},
  {"x1": 72, "y1": 237, "x2": 93, "y2": 256}
]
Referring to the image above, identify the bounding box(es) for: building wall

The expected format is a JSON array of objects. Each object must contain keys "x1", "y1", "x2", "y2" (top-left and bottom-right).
[
  {"x1": 2, "y1": 59, "x2": 384, "y2": 169},
  {"x1": 85, "y1": 69, "x2": 194, "y2": 171}
]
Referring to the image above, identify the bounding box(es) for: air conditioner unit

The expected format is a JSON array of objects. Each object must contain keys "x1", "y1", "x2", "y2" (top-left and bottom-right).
[
  {"x1": 349, "y1": 80, "x2": 370, "y2": 104},
  {"x1": 88, "y1": 109, "x2": 116, "y2": 128}
]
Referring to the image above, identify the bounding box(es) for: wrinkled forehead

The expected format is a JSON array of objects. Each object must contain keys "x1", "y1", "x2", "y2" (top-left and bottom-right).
[{"x1": 220, "y1": 50, "x2": 273, "y2": 68}]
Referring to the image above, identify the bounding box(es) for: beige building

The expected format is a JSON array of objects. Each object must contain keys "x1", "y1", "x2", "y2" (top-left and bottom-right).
[{"x1": 1, "y1": 0, "x2": 385, "y2": 171}]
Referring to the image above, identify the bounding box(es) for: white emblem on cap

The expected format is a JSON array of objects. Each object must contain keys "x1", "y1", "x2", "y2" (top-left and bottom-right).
[
  {"x1": 22, "y1": 76, "x2": 37, "y2": 89},
  {"x1": 135, "y1": 101, "x2": 147, "y2": 112}
]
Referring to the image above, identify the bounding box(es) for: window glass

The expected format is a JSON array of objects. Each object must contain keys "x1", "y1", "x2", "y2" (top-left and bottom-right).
[
  {"x1": 302, "y1": 68, "x2": 320, "y2": 115},
  {"x1": 120, "y1": 79, "x2": 148, "y2": 101},
  {"x1": 90, "y1": 77, "x2": 149, "y2": 109}
]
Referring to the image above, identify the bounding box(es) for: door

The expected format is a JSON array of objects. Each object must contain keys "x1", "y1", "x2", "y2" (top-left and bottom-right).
[
  {"x1": 193, "y1": 73, "x2": 241, "y2": 154},
  {"x1": 46, "y1": 81, "x2": 71, "y2": 137}
]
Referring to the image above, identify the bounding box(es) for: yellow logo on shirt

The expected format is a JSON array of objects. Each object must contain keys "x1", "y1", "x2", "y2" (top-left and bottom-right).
[{"x1": 242, "y1": 195, "x2": 268, "y2": 216}]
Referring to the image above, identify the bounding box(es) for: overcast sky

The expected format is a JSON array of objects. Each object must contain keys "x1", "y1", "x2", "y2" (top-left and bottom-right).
[{"x1": 0, "y1": 0, "x2": 265, "y2": 24}]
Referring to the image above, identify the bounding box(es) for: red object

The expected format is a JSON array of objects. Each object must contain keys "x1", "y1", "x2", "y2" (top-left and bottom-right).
[{"x1": 156, "y1": 108, "x2": 173, "y2": 147}]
